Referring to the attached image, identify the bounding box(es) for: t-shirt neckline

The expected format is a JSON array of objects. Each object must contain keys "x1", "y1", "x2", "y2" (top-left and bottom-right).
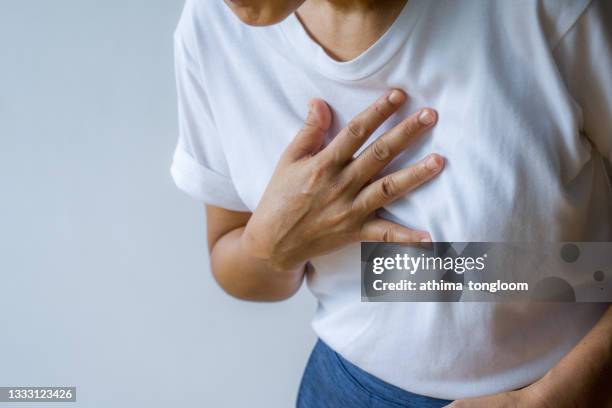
[{"x1": 278, "y1": 0, "x2": 426, "y2": 81}]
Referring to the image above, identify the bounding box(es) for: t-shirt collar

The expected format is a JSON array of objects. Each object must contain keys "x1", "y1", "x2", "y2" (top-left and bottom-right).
[{"x1": 278, "y1": 0, "x2": 426, "y2": 81}]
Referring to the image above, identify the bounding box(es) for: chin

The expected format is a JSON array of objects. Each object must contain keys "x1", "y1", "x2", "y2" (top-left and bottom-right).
[{"x1": 223, "y1": 0, "x2": 298, "y2": 26}]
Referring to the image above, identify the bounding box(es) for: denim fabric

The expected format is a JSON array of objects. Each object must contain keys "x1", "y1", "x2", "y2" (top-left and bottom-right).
[{"x1": 297, "y1": 339, "x2": 453, "y2": 408}]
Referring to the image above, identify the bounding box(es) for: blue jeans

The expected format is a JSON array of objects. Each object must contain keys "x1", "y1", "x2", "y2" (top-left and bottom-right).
[{"x1": 297, "y1": 340, "x2": 453, "y2": 408}]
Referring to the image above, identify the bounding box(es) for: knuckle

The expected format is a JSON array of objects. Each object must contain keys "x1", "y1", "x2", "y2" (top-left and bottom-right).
[
  {"x1": 401, "y1": 116, "x2": 421, "y2": 136},
  {"x1": 409, "y1": 165, "x2": 425, "y2": 184},
  {"x1": 346, "y1": 119, "x2": 368, "y2": 141},
  {"x1": 380, "y1": 176, "x2": 397, "y2": 199},
  {"x1": 372, "y1": 100, "x2": 388, "y2": 121},
  {"x1": 316, "y1": 150, "x2": 336, "y2": 168},
  {"x1": 382, "y1": 227, "x2": 396, "y2": 243},
  {"x1": 330, "y1": 148, "x2": 346, "y2": 166},
  {"x1": 370, "y1": 139, "x2": 391, "y2": 162},
  {"x1": 309, "y1": 161, "x2": 327, "y2": 180}
]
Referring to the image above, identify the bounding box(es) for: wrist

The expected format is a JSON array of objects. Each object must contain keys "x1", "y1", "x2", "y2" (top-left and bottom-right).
[{"x1": 239, "y1": 227, "x2": 305, "y2": 276}]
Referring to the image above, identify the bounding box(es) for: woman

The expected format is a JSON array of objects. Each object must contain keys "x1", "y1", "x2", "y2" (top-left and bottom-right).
[{"x1": 170, "y1": 0, "x2": 612, "y2": 406}]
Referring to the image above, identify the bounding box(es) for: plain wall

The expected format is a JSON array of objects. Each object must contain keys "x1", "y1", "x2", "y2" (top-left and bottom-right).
[{"x1": 0, "y1": 1, "x2": 317, "y2": 407}]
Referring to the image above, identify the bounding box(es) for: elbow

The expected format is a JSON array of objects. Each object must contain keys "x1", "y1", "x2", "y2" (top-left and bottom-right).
[{"x1": 210, "y1": 268, "x2": 302, "y2": 302}]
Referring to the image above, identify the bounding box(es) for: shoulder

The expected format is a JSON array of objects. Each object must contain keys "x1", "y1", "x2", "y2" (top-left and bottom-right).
[{"x1": 174, "y1": 0, "x2": 251, "y2": 51}]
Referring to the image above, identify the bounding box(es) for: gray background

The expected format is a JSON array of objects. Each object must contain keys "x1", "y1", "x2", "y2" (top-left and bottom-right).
[{"x1": 0, "y1": 1, "x2": 316, "y2": 407}]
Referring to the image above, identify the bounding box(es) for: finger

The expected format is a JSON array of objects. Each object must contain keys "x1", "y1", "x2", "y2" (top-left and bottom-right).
[
  {"x1": 360, "y1": 218, "x2": 431, "y2": 243},
  {"x1": 321, "y1": 89, "x2": 406, "y2": 166},
  {"x1": 282, "y1": 98, "x2": 332, "y2": 163},
  {"x1": 353, "y1": 154, "x2": 444, "y2": 213},
  {"x1": 344, "y1": 108, "x2": 437, "y2": 187}
]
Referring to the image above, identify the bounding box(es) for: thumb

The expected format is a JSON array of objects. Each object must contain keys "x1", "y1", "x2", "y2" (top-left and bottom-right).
[{"x1": 283, "y1": 98, "x2": 332, "y2": 162}]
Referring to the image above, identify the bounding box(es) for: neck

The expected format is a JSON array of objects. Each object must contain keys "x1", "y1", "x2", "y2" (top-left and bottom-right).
[{"x1": 296, "y1": 0, "x2": 408, "y2": 61}]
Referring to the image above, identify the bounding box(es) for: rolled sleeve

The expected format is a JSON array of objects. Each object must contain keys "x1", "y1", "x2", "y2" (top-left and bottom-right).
[
  {"x1": 170, "y1": 146, "x2": 250, "y2": 212},
  {"x1": 170, "y1": 1, "x2": 250, "y2": 212}
]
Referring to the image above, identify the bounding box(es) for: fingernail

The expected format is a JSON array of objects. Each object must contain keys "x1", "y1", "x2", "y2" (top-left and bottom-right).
[
  {"x1": 425, "y1": 155, "x2": 442, "y2": 171},
  {"x1": 388, "y1": 90, "x2": 405, "y2": 105},
  {"x1": 418, "y1": 109, "x2": 435, "y2": 125}
]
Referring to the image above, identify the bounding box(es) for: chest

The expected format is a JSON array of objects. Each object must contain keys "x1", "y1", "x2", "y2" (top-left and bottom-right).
[{"x1": 206, "y1": 33, "x2": 586, "y2": 213}]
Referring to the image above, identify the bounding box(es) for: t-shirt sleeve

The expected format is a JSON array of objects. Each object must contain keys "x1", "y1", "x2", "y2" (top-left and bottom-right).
[
  {"x1": 170, "y1": 2, "x2": 250, "y2": 212},
  {"x1": 552, "y1": 0, "x2": 612, "y2": 162}
]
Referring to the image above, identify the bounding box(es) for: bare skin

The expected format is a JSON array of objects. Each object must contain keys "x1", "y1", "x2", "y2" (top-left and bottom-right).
[
  {"x1": 447, "y1": 306, "x2": 612, "y2": 408},
  {"x1": 209, "y1": 90, "x2": 442, "y2": 300},
  {"x1": 296, "y1": 0, "x2": 408, "y2": 61},
  {"x1": 208, "y1": 0, "x2": 612, "y2": 406}
]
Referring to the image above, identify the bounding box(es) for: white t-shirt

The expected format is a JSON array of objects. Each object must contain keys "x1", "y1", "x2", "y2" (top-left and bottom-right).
[{"x1": 170, "y1": 0, "x2": 612, "y2": 399}]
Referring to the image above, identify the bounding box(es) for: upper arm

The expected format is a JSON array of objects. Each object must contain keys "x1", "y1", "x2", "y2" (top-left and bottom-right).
[
  {"x1": 205, "y1": 204, "x2": 251, "y2": 252},
  {"x1": 170, "y1": 1, "x2": 250, "y2": 211}
]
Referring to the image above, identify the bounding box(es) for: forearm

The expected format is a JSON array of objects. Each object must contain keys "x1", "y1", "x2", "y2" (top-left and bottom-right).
[
  {"x1": 536, "y1": 305, "x2": 612, "y2": 407},
  {"x1": 209, "y1": 226, "x2": 306, "y2": 301}
]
